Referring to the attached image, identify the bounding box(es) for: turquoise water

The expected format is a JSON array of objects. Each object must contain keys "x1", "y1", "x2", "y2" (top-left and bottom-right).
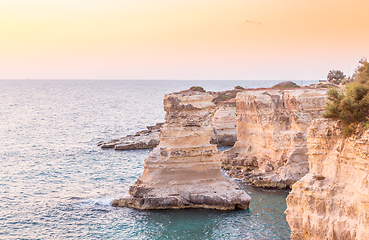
[{"x1": 0, "y1": 80, "x2": 312, "y2": 239}]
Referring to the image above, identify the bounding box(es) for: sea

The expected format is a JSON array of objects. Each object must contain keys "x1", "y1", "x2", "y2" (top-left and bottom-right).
[{"x1": 0, "y1": 80, "x2": 318, "y2": 239}]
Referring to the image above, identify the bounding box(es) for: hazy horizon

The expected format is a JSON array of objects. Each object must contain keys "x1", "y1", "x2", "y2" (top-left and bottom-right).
[
  {"x1": 0, "y1": 79, "x2": 320, "y2": 81},
  {"x1": 1, "y1": 0, "x2": 368, "y2": 80}
]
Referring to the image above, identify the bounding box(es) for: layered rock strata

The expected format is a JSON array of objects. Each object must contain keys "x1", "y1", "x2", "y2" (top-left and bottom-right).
[
  {"x1": 285, "y1": 119, "x2": 369, "y2": 240},
  {"x1": 209, "y1": 87, "x2": 244, "y2": 146},
  {"x1": 112, "y1": 89, "x2": 251, "y2": 210},
  {"x1": 210, "y1": 102, "x2": 237, "y2": 146},
  {"x1": 221, "y1": 89, "x2": 327, "y2": 188},
  {"x1": 98, "y1": 88, "x2": 242, "y2": 150},
  {"x1": 97, "y1": 123, "x2": 162, "y2": 150}
]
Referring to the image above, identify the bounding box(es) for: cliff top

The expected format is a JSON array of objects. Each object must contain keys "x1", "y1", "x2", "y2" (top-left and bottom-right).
[{"x1": 167, "y1": 85, "x2": 328, "y2": 108}]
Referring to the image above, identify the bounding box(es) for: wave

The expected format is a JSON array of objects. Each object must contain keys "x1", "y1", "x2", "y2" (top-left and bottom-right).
[{"x1": 73, "y1": 196, "x2": 114, "y2": 208}]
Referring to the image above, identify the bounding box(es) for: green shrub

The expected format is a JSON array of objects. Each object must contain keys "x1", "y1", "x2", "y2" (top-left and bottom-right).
[
  {"x1": 272, "y1": 81, "x2": 300, "y2": 89},
  {"x1": 213, "y1": 91, "x2": 238, "y2": 104},
  {"x1": 327, "y1": 70, "x2": 346, "y2": 84},
  {"x1": 315, "y1": 175, "x2": 325, "y2": 181},
  {"x1": 319, "y1": 83, "x2": 338, "y2": 88},
  {"x1": 364, "y1": 121, "x2": 369, "y2": 130},
  {"x1": 211, "y1": 109, "x2": 217, "y2": 117},
  {"x1": 341, "y1": 78, "x2": 354, "y2": 85},
  {"x1": 324, "y1": 58, "x2": 369, "y2": 137},
  {"x1": 190, "y1": 86, "x2": 205, "y2": 92}
]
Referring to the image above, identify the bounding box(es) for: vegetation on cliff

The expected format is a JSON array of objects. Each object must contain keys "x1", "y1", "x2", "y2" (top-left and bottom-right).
[
  {"x1": 324, "y1": 58, "x2": 369, "y2": 136},
  {"x1": 272, "y1": 81, "x2": 300, "y2": 89},
  {"x1": 212, "y1": 86, "x2": 244, "y2": 104},
  {"x1": 190, "y1": 86, "x2": 205, "y2": 92},
  {"x1": 327, "y1": 70, "x2": 346, "y2": 84},
  {"x1": 326, "y1": 69, "x2": 354, "y2": 85}
]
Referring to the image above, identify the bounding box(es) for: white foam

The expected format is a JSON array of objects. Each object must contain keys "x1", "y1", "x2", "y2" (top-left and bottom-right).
[
  {"x1": 89, "y1": 197, "x2": 113, "y2": 206},
  {"x1": 75, "y1": 197, "x2": 114, "y2": 208}
]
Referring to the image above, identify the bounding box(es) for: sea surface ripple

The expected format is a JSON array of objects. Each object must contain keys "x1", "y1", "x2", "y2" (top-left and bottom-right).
[{"x1": 0, "y1": 80, "x2": 316, "y2": 239}]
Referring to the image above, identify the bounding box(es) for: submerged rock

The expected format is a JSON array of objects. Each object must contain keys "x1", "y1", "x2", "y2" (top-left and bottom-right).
[
  {"x1": 220, "y1": 88, "x2": 327, "y2": 189},
  {"x1": 285, "y1": 119, "x2": 369, "y2": 240},
  {"x1": 112, "y1": 89, "x2": 251, "y2": 210}
]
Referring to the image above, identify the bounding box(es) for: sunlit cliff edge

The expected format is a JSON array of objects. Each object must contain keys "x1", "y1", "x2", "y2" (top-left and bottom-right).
[{"x1": 285, "y1": 119, "x2": 369, "y2": 239}]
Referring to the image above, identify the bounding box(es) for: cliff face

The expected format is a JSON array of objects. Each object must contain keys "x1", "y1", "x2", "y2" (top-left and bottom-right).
[
  {"x1": 285, "y1": 119, "x2": 369, "y2": 240},
  {"x1": 221, "y1": 89, "x2": 327, "y2": 188},
  {"x1": 112, "y1": 90, "x2": 251, "y2": 210},
  {"x1": 211, "y1": 103, "x2": 237, "y2": 146}
]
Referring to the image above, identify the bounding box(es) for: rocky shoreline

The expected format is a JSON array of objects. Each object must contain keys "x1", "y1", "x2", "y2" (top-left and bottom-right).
[
  {"x1": 97, "y1": 123, "x2": 163, "y2": 150},
  {"x1": 99, "y1": 87, "x2": 327, "y2": 191},
  {"x1": 100, "y1": 84, "x2": 369, "y2": 238}
]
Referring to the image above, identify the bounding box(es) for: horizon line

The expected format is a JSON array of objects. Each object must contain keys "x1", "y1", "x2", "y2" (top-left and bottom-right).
[{"x1": 0, "y1": 79, "x2": 322, "y2": 81}]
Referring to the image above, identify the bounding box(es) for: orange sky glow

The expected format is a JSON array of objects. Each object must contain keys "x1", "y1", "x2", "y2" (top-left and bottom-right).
[{"x1": 1, "y1": 0, "x2": 368, "y2": 80}]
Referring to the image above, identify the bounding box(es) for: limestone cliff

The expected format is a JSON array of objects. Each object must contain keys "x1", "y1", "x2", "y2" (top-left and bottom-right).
[
  {"x1": 221, "y1": 89, "x2": 327, "y2": 188},
  {"x1": 211, "y1": 102, "x2": 237, "y2": 146},
  {"x1": 98, "y1": 88, "x2": 241, "y2": 150},
  {"x1": 285, "y1": 119, "x2": 369, "y2": 240},
  {"x1": 210, "y1": 87, "x2": 243, "y2": 146},
  {"x1": 112, "y1": 89, "x2": 251, "y2": 210}
]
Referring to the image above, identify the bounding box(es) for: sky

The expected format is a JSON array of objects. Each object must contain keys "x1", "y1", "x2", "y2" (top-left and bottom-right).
[{"x1": 1, "y1": 0, "x2": 368, "y2": 80}]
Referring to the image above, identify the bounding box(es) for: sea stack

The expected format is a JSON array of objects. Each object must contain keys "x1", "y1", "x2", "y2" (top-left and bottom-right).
[{"x1": 112, "y1": 88, "x2": 251, "y2": 210}]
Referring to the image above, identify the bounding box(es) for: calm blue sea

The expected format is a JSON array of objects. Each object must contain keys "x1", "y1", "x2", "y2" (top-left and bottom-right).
[{"x1": 0, "y1": 80, "x2": 317, "y2": 239}]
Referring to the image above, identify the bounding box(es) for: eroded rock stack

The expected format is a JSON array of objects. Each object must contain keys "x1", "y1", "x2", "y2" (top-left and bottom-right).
[
  {"x1": 112, "y1": 89, "x2": 251, "y2": 210},
  {"x1": 221, "y1": 89, "x2": 327, "y2": 189},
  {"x1": 285, "y1": 119, "x2": 369, "y2": 240}
]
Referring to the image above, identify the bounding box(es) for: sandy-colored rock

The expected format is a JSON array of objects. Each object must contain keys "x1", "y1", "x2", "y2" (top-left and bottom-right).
[
  {"x1": 112, "y1": 89, "x2": 251, "y2": 210},
  {"x1": 211, "y1": 102, "x2": 237, "y2": 146},
  {"x1": 97, "y1": 123, "x2": 163, "y2": 150},
  {"x1": 221, "y1": 88, "x2": 327, "y2": 188},
  {"x1": 98, "y1": 88, "x2": 241, "y2": 150},
  {"x1": 285, "y1": 119, "x2": 369, "y2": 240}
]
